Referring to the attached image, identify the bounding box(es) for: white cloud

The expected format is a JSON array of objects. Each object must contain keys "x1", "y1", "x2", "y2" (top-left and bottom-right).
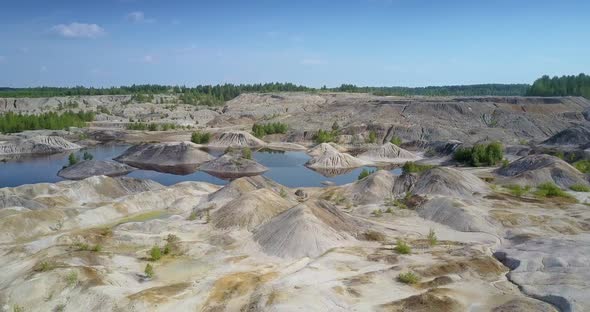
[
  {"x1": 40, "y1": 66, "x2": 47, "y2": 72},
  {"x1": 50, "y1": 23, "x2": 105, "y2": 38},
  {"x1": 127, "y1": 11, "x2": 155, "y2": 23},
  {"x1": 300, "y1": 58, "x2": 326, "y2": 65},
  {"x1": 139, "y1": 54, "x2": 157, "y2": 64},
  {"x1": 0, "y1": 55, "x2": 5, "y2": 63}
]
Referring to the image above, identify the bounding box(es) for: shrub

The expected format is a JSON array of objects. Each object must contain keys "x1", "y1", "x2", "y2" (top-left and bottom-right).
[
  {"x1": 357, "y1": 168, "x2": 375, "y2": 180},
  {"x1": 0, "y1": 111, "x2": 95, "y2": 134},
  {"x1": 363, "y1": 230, "x2": 386, "y2": 241},
  {"x1": 12, "y1": 305, "x2": 25, "y2": 312},
  {"x1": 372, "y1": 209, "x2": 383, "y2": 217},
  {"x1": 453, "y1": 142, "x2": 504, "y2": 167},
  {"x1": 402, "y1": 162, "x2": 434, "y2": 174},
  {"x1": 366, "y1": 131, "x2": 377, "y2": 143},
  {"x1": 150, "y1": 245, "x2": 162, "y2": 261},
  {"x1": 312, "y1": 129, "x2": 338, "y2": 144},
  {"x1": 34, "y1": 261, "x2": 56, "y2": 272},
  {"x1": 279, "y1": 188, "x2": 288, "y2": 198},
  {"x1": 252, "y1": 122, "x2": 288, "y2": 138},
  {"x1": 573, "y1": 160, "x2": 590, "y2": 173},
  {"x1": 191, "y1": 131, "x2": 211, "y2": 144},
  {"x1": 144, "y1": 263, "x2": 154, "y2": 278},
  {"x1": 427, "y1": 229, "x2": 437, "y2": 246},
  {"x1": 394, "y1": 239, "x2": 411, "y2": 254},
  {"x1": 570, "y1": 184, "x2": 590, "y2": 192},
  {"x1": 398, "y1": 272, "x2": 420, "y2": 284},
  {"x1": 390, "y1": 136, "x2": 402, "y2": 146},
  {"x1": 535, "y1": 182, "x2": 571, "y2": 198},
  {"x1": 331, "y1": 121, "x2": 340, "y2": 131},
  {"x1": 83, "y1": 151, "x2": 93, "y2": 161},
  {"x1": 68, "y1": 153, "x2": 78, "y2": 166},
  {"x1": 91, "y1": 244, "x2": 102, "y2": 252},
  {"x1": 505, "y1": 184, "x2": 530, "y2": 197},
  {"x1": 242, "y1": 147, "x2": 253, "y2": 159},
  {"x1": 65, "y1": 271, "x2": 78, "y2": 287},
  {"x1": 148, "y1": 123, "x2": 158, "y2": 131}
]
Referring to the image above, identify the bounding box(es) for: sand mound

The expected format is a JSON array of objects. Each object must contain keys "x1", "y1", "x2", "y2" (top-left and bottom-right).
[
  {"x1": 357, "y1": 142, "x2": 419, "y2": 163},
  {"x1": 195, "y1": 176, "x2": 286, "y2": 211},
  {"x1": 208, "y1": 131, "x2": 266, "y2": 148},
  {"x1": 417, "y1": 197, "x2": 495, "y2": 233},
  {"x1": 344, "y1": 170, "x2": 396, "y2": 204},
  {"x1": 413, "y1": 167, "x2": 489, "y2": 197},
  {"x1": 253, "y1": 200, "x2": 365, "y2": 258},
  {"x1": 542, "y1": 125, "x2": 590, "y2": 146},
  {"x1": 0, "y1": 136, "x2": 80, "y2": 155},
  {"x1": 58, "y1": 160, "x2": 136, "y2": 180},
  {"x1": 496, "y1": 154, "x2": 588, "y2": 188},
  {"x1": 305, "y1": 148, "x2": 367, "y2": 170},
  {"x1": 212, "y1": 188, "x2": 294, "y2": 230},
  {"x1": 307, "y1": 143, "x2": 341, "y2": 157},
  {"x1": 114, "y1": 141, "x2": 213, "y2": 174},
  {"x1": 200, "y1": 154, "x2": 268, "y2": 179}
]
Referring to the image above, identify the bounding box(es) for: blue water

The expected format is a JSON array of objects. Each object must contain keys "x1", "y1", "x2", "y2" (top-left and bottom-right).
[{"x1": 0, "y1": 145, "x2": 401, "y2": 188}]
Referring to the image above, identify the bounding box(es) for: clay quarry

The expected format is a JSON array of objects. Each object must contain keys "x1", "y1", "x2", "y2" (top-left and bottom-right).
[{"x1": 1, "y1": 92, "x2": 590, "y2": 312}]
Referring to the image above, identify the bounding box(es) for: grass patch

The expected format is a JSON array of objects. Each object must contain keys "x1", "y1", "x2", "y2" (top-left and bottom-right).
[
  {"x1": 394, "y1": 240, "x2": 411, "y2": 254},
  {"x1": 573, "y1": 160, "x2": 590, "y2": 173},
  {"x1": 113, "y1": 210, "x2": 166, "y2": 227},
  {"x1": 357, "y1": 168, "x2": 375, "y2": 180},
  {"x1": 150, "y1": 245, "x2": 162, "y2": 261},
  {"x1": 453, "y1": 141, "x2": 504, "y2": 167},
  {"x1": 144, "y1": 263, "x2": 154, "y2": 278},
  {"x1": 398, "y1": 272, "x2": 420, "y2": 284},
  {"x1": 191, "y1": 131, "x2": 211, "y2": 144},
  {"x1": 570, "y1": 184, "x2": 590, "y2": 192},
  {"x1": 505, "y1": 184, "x2": 531, "y2": 197},
  {"x1": 427, "y1": 229, "x2": 438, "y2": 246},
  {"x1": 65, "y1": 271, "x2": 78, "y2": 287},
  {"x1": 34, "y1": 261, "x2": 57, "y2": 272},
  {"x1": 402, "y1": 162, "x2": 434, "y2": 174},
  {"x1": 534, "y1": 182, "x2": 572, "y2": 198}
]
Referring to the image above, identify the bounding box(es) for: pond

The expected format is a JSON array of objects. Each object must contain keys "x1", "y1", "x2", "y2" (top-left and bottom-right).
[{"x1": 0, "y1": 145, "x2": 402, "y2": 188}]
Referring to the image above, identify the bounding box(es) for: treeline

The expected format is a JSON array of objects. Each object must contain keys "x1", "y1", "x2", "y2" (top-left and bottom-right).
[
  {"x1": 527, "y1": 74, "x2": 590, "y2": 98},
  {"x1": 334, "y1": 84, "x2": 530, "y2": 96},
  {"x1": 0, "y1": 111, "x2": 95, "y2": 133},
  {"x1": 0, "y1": 82, "x2": 530, "y2": 102}
]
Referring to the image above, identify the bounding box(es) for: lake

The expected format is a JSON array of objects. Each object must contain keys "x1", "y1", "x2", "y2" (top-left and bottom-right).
[{"x1": 0, "y1": 145, "x2": 401, "y2": 188}]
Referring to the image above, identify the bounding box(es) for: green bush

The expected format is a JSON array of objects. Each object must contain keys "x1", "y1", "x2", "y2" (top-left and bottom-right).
[
  {"x1": 68, "y1": 153, "x2": 79, "y2": 166},
  {"x1": 191, "y1": 131, "x2": 211, "y2": 144},
  {"x1": 394, "y1": 240, "x2": 411, "y2": 254},
  {"x1": 402, "y1": 162, "x2": 434, "y2": 174},
  {"x1": 144, "y1": 263, "x2": 154, "y2": 278},
  {"x1": 242, "y1": 147, "x2": 253, "y2": 159},
  {"x1": 83, "y1": 151, "x2": 93, "y2": 161},
  {"x1": 453, "y1": 142, "x2": 504, "y2": 166},
  {"x1": 0, "y1": 111, "x2": 94, "y2": 133},
  {"x1": 65, "y1": 271, "x2": 78, "y2": 287},
  {"x1": 573, "y1": 160, "x2": 590, "y2": 173},
  {"x1": 570, "y1": 184, "x2": 590, "y2": 192},
  {"x1": 366, "y1": 131, "x2": 377, "y2": 143},
  {"x1": 252, "y1": 122, "x2": 288, "y2": 138},
  {"x1": 427, "y1": 229, "x2": 437, "y2": 246},
  {"x1": 357, "y1": 168, "x2": 375, "y2": 180},
  {"x1": 150, "y1": 245, "x2": 162, "y2": 261},
  {"x1": 535, "y1": 182, "x2": 571, "y2": 198},
  {"x1": 398, "y1": 272, "x2": 420, "y2": 284},
  {"x1": 505, "y1": 184, "x2": 530, "y2": 197},
  {"x1": 148, "y1": 123, "x2": 158, "y2": 131},
  {"x1": 390, "y1": 136, "x2": 402, "y2": 146},
  {"x1": 312, "y1": 129, "x2": 338, "y2": 144}
]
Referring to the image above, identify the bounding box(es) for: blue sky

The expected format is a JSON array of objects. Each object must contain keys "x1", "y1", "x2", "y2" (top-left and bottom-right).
[{"x1": 0, "y1": 0, "x2": 588, "y2": 87}]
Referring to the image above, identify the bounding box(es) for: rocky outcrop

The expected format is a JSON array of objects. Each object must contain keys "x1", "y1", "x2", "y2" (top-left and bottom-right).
[
  {"x1": 208, "y1": 131, "x2": 266, "y2": 148},
  {"x1": 253, "y1": 200, "x2": 365, "y2": 258},
  {"x1": 114, "y1": 141, "x2": 213, "y2": 174},
  {"x1": 57, "y1": 160, "x2": 136, "y2": 180},
  {"x1": 496, "y1": 154, "x2": 588, "y2": 188},
  {"x1": 200, "y1": 154, "x2": 268, "y2": 179},
  {"x1": 357, "y1": 142, "x2": 419, "y2": 163},
  {"x1": 0, "y1": 136, "x2": 80, "y2": 155},
  {"x1": 413, "y1": 167, "x2": 489, "y2": 197}
]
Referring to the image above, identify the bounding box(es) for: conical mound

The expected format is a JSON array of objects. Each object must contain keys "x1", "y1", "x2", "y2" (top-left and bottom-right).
[
  {"x1": 345, "y1": 170, "x2": 396, "y2": 204},
  {"x1": 0, "y1": 136, "x2": 80, "y2": 155},
  {"x1": 357, "y1": 142, "x2": 419, "y2": 163},
  {"x1": 305, "y1": 147, "x2": 367, "y2": 170},
  {"x1": 195, "y1": 176, "x2": 286, "y2": 210},
  {"x1": 542, "y1": 126, "x2": 590, "y2": 146},
  {"x1": 114, "y1": 141, "x2": 213, "y2": 174},
  {"x1": 200, "y1": 154, "x2": 268, "y2": 179},
  {"x1": 413, "y1": 167, "x2": 489, "y2": 197},
  {"x1": 496, "y1": 154, "x2": 588, "y2": 188},
  {"x1": 208, "y1": 131, "x2": 266, "y2": 148},
  {"x1": 253, "y1": 200, "x2": 365, "y2": 258},
  {"x1": 211, "y1": 188, "x2": 294, "y2": 230},
  {"x1": 307, "y1": 143, "x2": 340, "y2": 157}
]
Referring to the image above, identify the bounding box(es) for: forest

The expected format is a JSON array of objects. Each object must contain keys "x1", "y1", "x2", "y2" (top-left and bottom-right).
[
  {"x1": 0, "y1": 111, "x2": 95, "y2": 133},
  {"x1": 526, "y1": 74, "x2": 590, "y2": 98}
]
